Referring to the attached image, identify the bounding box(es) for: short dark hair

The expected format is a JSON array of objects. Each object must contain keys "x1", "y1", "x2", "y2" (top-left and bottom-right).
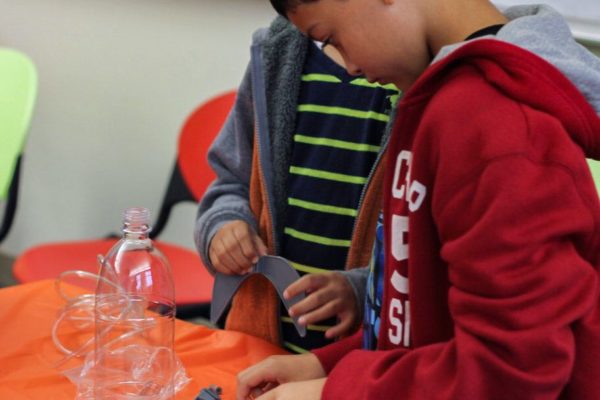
[{"x1": 269, "y1": 0, "x2": 319, "y2": 17}]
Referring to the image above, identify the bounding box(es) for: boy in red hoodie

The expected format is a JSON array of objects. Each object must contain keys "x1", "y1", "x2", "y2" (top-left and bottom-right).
[{"x1": 236, "y1": 0, "x2": 600, "y2": 399}]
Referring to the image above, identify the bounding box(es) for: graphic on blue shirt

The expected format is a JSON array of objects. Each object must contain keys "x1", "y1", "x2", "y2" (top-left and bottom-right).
[{"x1": 363, "y1": 211, "x2": 385, "y2": 350}]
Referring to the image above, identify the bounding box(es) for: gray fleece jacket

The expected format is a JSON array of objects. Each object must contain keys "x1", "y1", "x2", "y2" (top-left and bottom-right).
[
  {"x1": 195, "y1": 16, "x2": 307, "y2": 271},
  {"x1": 195, "y1": 4, "x2": 600, "y2": 311}
]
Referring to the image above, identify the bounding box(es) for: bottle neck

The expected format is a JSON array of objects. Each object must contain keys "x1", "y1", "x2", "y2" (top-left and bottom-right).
[
  {"x1": 121, "y1": 207, "x2": 152, "y2": 240},
  {"x1": 122, "y1": 223, "x2": 151, "y2": 240}
]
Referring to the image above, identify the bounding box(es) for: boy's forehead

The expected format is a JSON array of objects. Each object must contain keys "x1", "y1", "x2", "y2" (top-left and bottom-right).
[{"x1": 287, "y1": 0, "x2": 336, "y2": 37}]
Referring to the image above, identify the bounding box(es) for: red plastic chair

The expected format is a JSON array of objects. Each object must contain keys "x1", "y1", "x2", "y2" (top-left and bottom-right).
[{"x1": 12, "y1": 90, "x2": 237, "y2": 318}]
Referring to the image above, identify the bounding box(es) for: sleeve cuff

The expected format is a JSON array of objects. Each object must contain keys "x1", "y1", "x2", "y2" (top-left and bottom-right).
[{"x1": 312, "y1": 330, "x2": 363, "y2": 373}]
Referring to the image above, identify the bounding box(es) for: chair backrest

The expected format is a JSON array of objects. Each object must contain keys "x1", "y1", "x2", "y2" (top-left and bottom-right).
[
  {"x1": 150, "y1": 90, "x2": 236, "y2": 238},
  {"x1": 0, "y1": 48, "x2": 37, "y2": 244}
]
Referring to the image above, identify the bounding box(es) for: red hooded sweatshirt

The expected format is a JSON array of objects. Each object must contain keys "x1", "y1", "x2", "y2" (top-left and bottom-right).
[{"x1": 313, "y1": 39, "x2": 600, "y2": 399}]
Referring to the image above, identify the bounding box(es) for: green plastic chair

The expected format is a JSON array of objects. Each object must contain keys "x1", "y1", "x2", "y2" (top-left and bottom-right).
[
  {"x1": 0, "y1": 48, "x2": 37, "y2": 244},
  {"x1": 589, "y1": 159, "x2": 600, "y2": 198}
]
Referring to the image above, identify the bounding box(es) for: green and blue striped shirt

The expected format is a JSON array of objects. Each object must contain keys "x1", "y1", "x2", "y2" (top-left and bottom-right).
[{"x1": 280, "y1": 42, "x2": 399, "y2": 353}]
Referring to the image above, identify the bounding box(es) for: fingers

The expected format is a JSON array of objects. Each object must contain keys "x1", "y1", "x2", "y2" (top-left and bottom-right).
[
  {"x1": 256, "y1": 378, "x2": 327, "y2": 400},
  {"x1": 286, "y1": 272, "x2": 351, "y2": 318},
  {"x1": 288, "y1": 286, "x2": 335, "y2": 319},
  {"x1": 249, "y1": 383, "x2": 276, "y2": 400},
  {"x1": 285, "y1": 272, "x2": 360, "y2": 338},
  {"x1": 233, "y1": 225, "x2": 262, "y2": 265},
  {"x1": 209, "y1": 237, "x2": 250, "y2": 275},
  {"x1": 296, "y1": 299, "x2": 358, "y2": 339},
  {"x1": 324, "y1": 312, "x2": 355, "y2": 339},
  {"x1": 284, "y1": 274, "x2": 327, "y2": 300},
  {"x1": 236, "y1": 357, "x2": 284, "y2": 400},
  {"x1": 209, "y1": 220, "x2": 267, "y2": 275},
  {"x1": 253, "y1": 235, "x2": 268, "y2": 258},
  {"x1": 237, "y1": 354, "x2": 325, "y2": 400},
  {"x1": 295, "y1": 297, "x2": 340, "y2": 325},
  {"x1": 237, "y1": 365, "x2": 269, "y2": 400}
]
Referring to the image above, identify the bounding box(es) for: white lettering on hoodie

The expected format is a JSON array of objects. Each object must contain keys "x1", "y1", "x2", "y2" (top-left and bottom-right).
[{"x1": 389, "y1": 150, "x2": 427, "y2": 347}]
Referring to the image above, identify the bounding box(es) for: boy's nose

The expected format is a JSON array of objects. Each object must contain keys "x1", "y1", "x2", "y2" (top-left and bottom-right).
[
  {"x1": 346, "y1": 63, "x2": 362, "y2": 76},
  {"x1": 344, "y1": 60, "x2": 362, "y2": 76}
]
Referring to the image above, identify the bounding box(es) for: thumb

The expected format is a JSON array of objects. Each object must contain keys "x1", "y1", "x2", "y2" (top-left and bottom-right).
[{"x1": 253, "y1": 235, "x2": 268, "y2": 257}]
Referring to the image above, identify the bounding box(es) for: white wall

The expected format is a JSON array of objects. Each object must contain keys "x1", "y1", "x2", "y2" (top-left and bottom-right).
[{"x1": 0, "y1": 0, "x2": 276, "y2": 256}]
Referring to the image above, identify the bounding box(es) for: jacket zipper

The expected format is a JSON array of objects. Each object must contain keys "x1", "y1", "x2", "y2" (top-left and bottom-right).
[
  {"x1": 345, "y1": 117, "x2": 394, "y2": 267},
  {"x1": 251, "y1": 43, "x2": 279, "y2": 255}
]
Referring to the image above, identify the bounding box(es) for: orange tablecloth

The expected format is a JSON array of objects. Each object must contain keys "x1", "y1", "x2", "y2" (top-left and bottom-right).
[{"x1": 0, "y1": 280, "x2": 286, "y2": 399}]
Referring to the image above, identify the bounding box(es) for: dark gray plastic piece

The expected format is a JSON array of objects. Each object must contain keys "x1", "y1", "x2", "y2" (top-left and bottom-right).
[{"x1": 210, "y1": 255, "x2": 306, "y2": 337}]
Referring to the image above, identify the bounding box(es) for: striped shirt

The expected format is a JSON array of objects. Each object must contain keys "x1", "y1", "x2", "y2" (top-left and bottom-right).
[{"x1": 280, "y1": 42, "x2": 399, "y2": 353}]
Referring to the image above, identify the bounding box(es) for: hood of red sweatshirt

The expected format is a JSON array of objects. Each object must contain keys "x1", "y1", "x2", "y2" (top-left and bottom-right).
[{"x1": 404, "y1": 39, "x2": 600, "y2": 161}]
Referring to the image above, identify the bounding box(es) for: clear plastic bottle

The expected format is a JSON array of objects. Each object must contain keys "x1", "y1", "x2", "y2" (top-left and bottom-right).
[{"x1": 94, "y1": 207, "x2": 175, "y2": 399}]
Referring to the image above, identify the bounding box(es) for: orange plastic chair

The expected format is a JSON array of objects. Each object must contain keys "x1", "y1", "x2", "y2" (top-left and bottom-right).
[{"x1": 12, "y1": 90, "x2": 237, "y2": 318}]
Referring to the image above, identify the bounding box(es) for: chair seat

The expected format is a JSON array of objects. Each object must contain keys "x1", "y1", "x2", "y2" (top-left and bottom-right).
[{"x1": 12, "y1": 239, "x2": 213, "y2": 306}]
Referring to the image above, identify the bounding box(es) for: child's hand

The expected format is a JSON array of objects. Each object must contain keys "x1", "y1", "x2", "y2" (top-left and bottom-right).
[
  {"x1": 245, "y1": 378, "x2": 326, "y2": 400},
  {"x1": 284, "y1": 272, "x2": 359, "y2": 339},
  {"x1": 236, "y1": 353, "x2": 325, "y2": 400},
  {"x1": 209, "y1": 220, "x2": 268, "y2": 275}
]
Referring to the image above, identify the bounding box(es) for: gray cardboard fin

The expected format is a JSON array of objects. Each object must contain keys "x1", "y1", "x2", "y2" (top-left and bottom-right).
[{"x1": 210, "y1": 256, "x2": 306, "y2": 337}]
